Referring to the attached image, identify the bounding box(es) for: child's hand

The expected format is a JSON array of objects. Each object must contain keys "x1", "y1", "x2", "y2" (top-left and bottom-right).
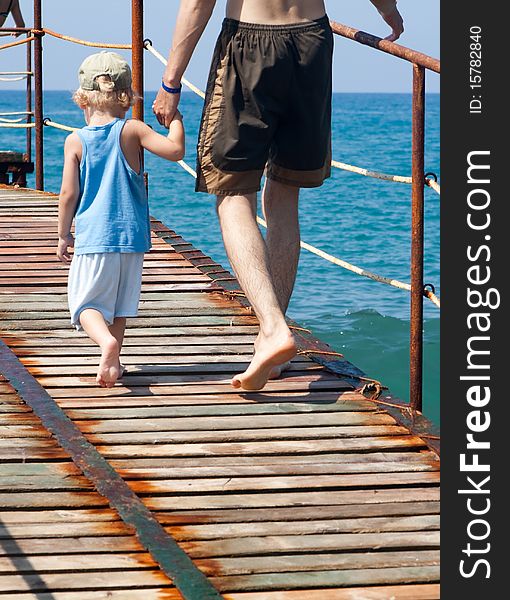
[
  {"x1": 171, "y1": 110, "x2": 183, "y2": 123},
  {"x1": 57, "y1": 234, "x2": 75, "y2": 263}
]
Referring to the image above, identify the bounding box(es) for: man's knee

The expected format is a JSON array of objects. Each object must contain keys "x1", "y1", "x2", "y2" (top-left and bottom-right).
[
  {"x1": 216, "y1": 193, "x2": 257, "y2": 217},
  {"x1": 265, "y1": 179, "x2": 300, "y2": 202}
]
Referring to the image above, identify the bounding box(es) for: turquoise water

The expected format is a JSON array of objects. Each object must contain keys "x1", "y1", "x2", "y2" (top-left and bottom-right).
[{"x1": 1, "y1": 91, "x2": 440, "y2": 424}]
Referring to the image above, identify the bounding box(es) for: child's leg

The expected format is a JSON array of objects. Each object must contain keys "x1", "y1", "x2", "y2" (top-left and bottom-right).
[
  {"x1": 109, "y1": 317, "x2": 127, "y2": 376},
  {"x1": 79, "y1": 308, "x2": 120, "y2": 388}
]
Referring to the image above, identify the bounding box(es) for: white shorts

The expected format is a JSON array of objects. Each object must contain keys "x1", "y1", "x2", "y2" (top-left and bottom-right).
[{"x1": 68, "y1": 252, "x2": 144, "y2": 330}]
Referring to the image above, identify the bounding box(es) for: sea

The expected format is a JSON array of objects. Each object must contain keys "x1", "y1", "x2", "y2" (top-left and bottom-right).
[{"x1": 1, "y1": 91, "x2": 440, "y2": 425}]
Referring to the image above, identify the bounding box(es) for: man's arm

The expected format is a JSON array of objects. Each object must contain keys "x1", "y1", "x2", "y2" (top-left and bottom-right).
[
  {"x1": 369, "y1": 0, "x2": 404, "y2": 42},
  {"x1": 152, "y1": 0, "x2": 216, "y2": 128},
  {"x1": 9, "y1": 0, "x2": 25, "y2": 36},
  {"x1": 11, "y1": 0, "x2": 25, "y2": 26}
]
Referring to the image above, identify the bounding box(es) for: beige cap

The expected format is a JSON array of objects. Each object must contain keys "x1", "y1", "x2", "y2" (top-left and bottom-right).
[{"x1": 78, "y1": 51, "x2": 132, "y2": 91}]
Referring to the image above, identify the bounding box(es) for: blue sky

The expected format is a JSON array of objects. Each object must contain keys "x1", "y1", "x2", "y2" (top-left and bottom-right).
[{"x1": 2, "y1": 1, "x2": 439, "y2": 92}]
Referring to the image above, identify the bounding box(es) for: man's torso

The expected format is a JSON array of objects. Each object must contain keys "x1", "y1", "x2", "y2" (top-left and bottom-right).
[{"x1": 225, "y1": 0, "x2": 326, "y2": 24}]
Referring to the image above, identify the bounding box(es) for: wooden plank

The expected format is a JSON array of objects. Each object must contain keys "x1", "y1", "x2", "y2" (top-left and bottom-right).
[
  {"x1": 0, "y1": 592, "x2": 183, "y2": 600},
  {"x1": 0, "y1": 502, "x2": 440, "y2": 525},
  {"x1": 143, "y1": 488, "x2": 440, "y2": 511},
  {"x1": 125, "y1": 472, "x2": 439, "y2": 494},
  {"x1": 178, "y1": 532, "x2": 440, "y2": 558},
  {"x1": 0, "y1": 535, "x2": 147, "y2": 556},
  {"x1": 0, "y1": 571, "x2": 174, "y2": 593},
  {"x1": 0, "y1": 549, "x2": 439, "y2": 575},
  {"x1": 0, "y1": 552, "x2": 158, "y2": 572},
  {"x1": 72, "y1": 412, "x2": 397, "y2": 431},
  {"x1": 91, "y1": 437, "x2": 428, "y2": 458},
  {"x1": 0, "y1": 515, "x2": 439, "y2": 541},
  {"x1": 83, "y1": 426, "x2": 411, "y2": 445},
  {"x1": 211, "y1": 567, "x2": 439, "y2": 592},
  {"x1": 225, "y1": 587, "x2": 441, "y2": 600}
]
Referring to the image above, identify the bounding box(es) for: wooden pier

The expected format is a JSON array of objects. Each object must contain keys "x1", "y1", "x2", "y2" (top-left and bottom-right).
[{"x1": 0, "y1": 186, "x2": 440, "y2": 599}]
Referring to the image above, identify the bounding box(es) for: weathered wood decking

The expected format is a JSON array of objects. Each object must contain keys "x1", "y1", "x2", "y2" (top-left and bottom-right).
[{"x1": 0, "y1": 186, "x2": 440, "y2": 599}]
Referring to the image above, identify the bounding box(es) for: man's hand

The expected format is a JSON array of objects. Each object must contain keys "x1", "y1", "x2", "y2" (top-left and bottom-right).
[
  {"x1": 152, "y1": 86, "x2": 181, "y2": 129},
  {"x1": 378, "y1": 6, "x2": 404, "y2": 42},
  {"x1": 57, "y1": 234, "x2": 74, "y2": 264}
]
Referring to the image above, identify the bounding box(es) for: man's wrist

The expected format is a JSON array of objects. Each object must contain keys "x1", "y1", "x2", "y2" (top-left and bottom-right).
[
  {"x1": 161, "y1": 80, "x2": 182, "y2": 95},
  {"x1": 162, "y1": 74, "x2": 182, "y2": 89}
]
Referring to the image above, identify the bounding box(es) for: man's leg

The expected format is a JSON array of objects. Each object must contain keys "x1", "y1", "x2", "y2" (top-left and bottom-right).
[
  {"x1": 79, "y1": 309, "x2": 120, "y2": 388},
  {"x1": 216, "y1": 193, "x2": 297, "y2": 391},
  {"x1": 261, "y1": 179, "x2": 301, "y2": 378}
]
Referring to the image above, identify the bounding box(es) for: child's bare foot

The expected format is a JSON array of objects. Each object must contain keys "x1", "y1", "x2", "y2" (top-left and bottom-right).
[
  {"x1": 96, "y1": 339, "x2": 121, "y2": 388},
  {"x1": 232, "y1": 328, "x2": 297, "y2": 391}
]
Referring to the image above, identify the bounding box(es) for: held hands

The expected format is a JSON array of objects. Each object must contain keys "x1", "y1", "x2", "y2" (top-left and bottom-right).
[
  {"x1": 152, "y1": 83, "x2": 181, "y2": 129},
  {"x1": 378, "y1": 6, "x2": 404, "y2": 42},
  {"x1": 57, "y1": 233, "x2": 74, "y2": 264}
]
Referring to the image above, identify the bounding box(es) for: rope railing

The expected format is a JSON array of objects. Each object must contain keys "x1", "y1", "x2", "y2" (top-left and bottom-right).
[
  {"x1": 0, "y1": 35, "x2": 35, "y2": 51},
  {"x1": 144, "y1": 39, "x2": 205, "y2": 99},
  {"x1": 144, "y1": 40, "x2": 440, "y2": 196},
  {"x1": 0, "y1": 75, "x2": 27, "y2": 81},
  {"x1": 30, "y1": 28, "x2": 131, "y2": 49},
  {"x1": 1, "y1": 26, "x2": 440, "y2": 309},
  {"x1": 12, "y1": 116, "x2": 438, "y2": 307},
  {"x1": 148, "y1": 150, "x2": 441, "y2": 308},
  {"x1": 0, "y1": 122, "x2": 35, "y2": 128}
]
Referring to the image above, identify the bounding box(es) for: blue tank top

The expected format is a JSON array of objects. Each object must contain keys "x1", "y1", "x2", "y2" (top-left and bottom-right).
[{"x1": 74, "y1": 118, "x2": 151, "y2": 255}]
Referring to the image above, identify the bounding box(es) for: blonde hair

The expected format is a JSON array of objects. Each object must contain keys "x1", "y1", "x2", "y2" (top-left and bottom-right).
[{"x1": 73, "y1": 75, "x2": 135, "y2": 111}]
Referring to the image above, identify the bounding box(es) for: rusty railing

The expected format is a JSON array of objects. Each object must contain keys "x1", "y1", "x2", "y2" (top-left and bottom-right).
[{"x1": 330, "y1": 22, "x2": 440, "y2": 413}]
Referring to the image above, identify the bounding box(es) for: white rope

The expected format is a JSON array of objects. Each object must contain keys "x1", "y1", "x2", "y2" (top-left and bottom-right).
[
  {"x1": 40, "y1": 116, "x2": 440, "y2": 307},
  {"x1": 0, "y1": 111, "x2": 33, "y2": 116},
  {"x1": 0, "y1": 122, "x2": 34, "y2": 128},
  {"x1": 0, "y1": 116, "x2": 23, "y2": 123},
  {"x1": 43, "y1": 119, "x2": 76, "y2": 132},
  {"x1": 331, "y1": 159, "x2": 412, "y2": 184},
  {"x1": 144, "y1": 40, "x2": 206, "y2": 99},
  {"x1": 426, "y1": 179, "x2": 440, "y2": 194},
  {"x1": 0, "y1": 71, "x2": 32, "y2": 75},
  {"x1": 0, "y1": 75, "x2": 27, "y2": 81},
  {"x1": 173, "y1": 158, "x2": 440, "y2": 308}
]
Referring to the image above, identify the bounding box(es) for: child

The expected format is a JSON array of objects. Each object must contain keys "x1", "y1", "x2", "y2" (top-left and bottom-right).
[{"x1": 57, "y1": 51, "x2": 185, "y2": 388}]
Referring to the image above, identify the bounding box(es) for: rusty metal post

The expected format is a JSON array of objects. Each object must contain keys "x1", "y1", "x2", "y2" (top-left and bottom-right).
[
  {"x1": 131, "y1": 0, "x2": 144, "y2": 122},
  {"x1": 132, "y1": 0, "x2": 146, "y2": 192},
  {"x1": 410, "y1": 64, "x2": 425, "y2": 413},
  {"x1": 33, "y1": 0, "x2": 43, "y2": 190},
  {"x1": 25, "y1": 32, "x2": 32, "y2": 164}
]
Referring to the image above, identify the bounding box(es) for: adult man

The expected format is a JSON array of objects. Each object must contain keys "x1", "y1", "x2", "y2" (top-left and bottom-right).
[
  {"x1": 0, "y1": 0, "x2": 25, "y2": 34},
  {"x1": 153, "y1": 0, "x2": 404, "y2": 391}
]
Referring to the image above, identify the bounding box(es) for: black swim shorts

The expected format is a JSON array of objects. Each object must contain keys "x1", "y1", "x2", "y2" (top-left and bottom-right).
[{"x1": 196, "y1": 16, "x2": 333, "y2": 195}]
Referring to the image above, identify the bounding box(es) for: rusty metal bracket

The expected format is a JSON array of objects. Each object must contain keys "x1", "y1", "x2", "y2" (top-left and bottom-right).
[{"x1": 0, "y1": 340, "x2": 223, "y2": 600}]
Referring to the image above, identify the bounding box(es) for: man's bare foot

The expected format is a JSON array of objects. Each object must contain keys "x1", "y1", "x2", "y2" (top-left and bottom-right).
[
  {"x1": 268, "y1": 361, "x2": 292, "y2": 380},
  {"x1": 96, "y1": 339, "x2": 121, "y2": 388},
  {"x1": 232, "y1": 328, "x2": 297, "y2": 391}
]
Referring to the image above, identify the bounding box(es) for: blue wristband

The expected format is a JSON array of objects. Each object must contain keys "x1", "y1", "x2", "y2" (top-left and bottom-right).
[{"x1": 161, "y1": 80, "x2": 182, "y2": 94}]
